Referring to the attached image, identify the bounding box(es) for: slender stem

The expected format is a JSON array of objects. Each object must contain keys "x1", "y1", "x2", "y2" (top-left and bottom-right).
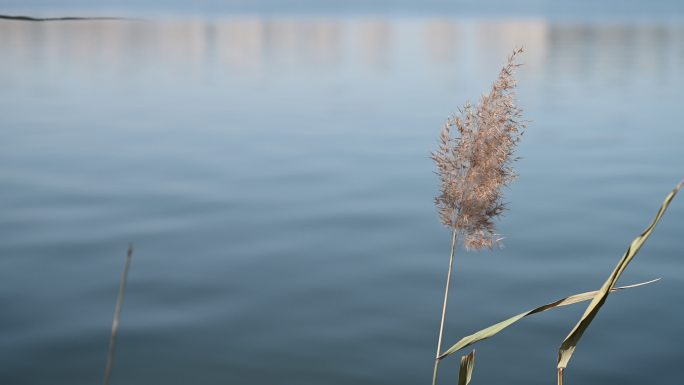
[
  {"x1": 432, "y1": 230, "x2": 458, "y2": 385},
  {"x1": 431, "y1": 360, "x2": 440, "y2": 385},
  {"x1": 104, "y1": 245, "x2": 134, "y2": 385},
  {"x1": 557, "y1": 368, "x2": 564, "y2": 385}
]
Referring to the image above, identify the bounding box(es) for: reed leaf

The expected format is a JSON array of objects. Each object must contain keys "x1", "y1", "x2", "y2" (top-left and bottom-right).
[
  {"x1": 557, "y1": 180, "x2": 683, "y2": 370},
  {"x1": 457, "y1": 350, "x2": 475, "y2": 385},
  {"x1": 438, "y1": 279, "x2": 659, "y2": 359}
]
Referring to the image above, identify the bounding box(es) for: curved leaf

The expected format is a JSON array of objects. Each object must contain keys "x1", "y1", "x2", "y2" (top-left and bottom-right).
[
  {"x1": 438, "y1": 279, "x2": 660, "y2": 359},
  {"x1": 458, "y1": 350, "x2": 476, "y2": 385},
  {"x1": 557, "y1": 180, "x2": 683, "y2": 369}
]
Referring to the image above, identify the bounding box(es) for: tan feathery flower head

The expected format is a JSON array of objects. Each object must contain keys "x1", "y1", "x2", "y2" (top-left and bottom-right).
[{"x1": 432, "y1": 48, "x2": 526, "y2": 250}]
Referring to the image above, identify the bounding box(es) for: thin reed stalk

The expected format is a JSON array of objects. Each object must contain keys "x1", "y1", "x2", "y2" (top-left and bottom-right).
[
  {"x1": 432, "y1": 230, "x2": 458, "y2": 385},
  {"x1": 431, "y1": 48, "x2": 525, "y2": 384},
  {"x1": 103, "y1": 245, "x2": 134, "y2": 385},
  {"x1": 558, "y1": 368, "x2": 564, "y2": 385}
]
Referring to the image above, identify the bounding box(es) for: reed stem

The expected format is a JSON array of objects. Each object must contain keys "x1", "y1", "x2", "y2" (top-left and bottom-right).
[
  {"x1": 103, "y1": 245, "x2": 134, "y2": 385},
  {"x1": 432, "y1": 230, "x2": 458, "y2": 385},
  {"x1": 557, "y1": 368, "x2": 564, "y2": 385}
]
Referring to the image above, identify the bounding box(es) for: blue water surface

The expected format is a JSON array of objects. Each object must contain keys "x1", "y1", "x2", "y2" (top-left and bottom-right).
[{"x1": 1, "y1": 4, "x2": 683, "y2": 385}]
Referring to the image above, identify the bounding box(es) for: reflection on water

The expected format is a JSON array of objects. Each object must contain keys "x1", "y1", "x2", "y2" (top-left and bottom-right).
[
  {"x1": 1, "y1": 16, "x2": 684, "y2": 385},
  {"x1": 547, "y1": 24, "x2": 684, "y2": 82},
  {"x1": 356, "y1": 20, "x2": 391, "y2": 69},
  {"x1": 2, "y1": 19, "x2": 683, "y2": 81}
]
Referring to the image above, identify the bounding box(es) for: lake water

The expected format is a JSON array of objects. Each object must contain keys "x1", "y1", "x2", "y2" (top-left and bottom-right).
[{"x1": 1, "y1": 6, "x2": 684, "y2": 385}]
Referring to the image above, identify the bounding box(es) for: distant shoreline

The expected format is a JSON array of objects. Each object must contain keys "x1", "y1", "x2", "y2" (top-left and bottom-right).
[{"x1": 0, "y1": 15, "x2": 125, "y2": 21}]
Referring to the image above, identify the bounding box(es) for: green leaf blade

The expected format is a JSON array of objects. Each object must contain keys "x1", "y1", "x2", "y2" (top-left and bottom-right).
[
  {"x1": 457, "y1": 350, "x2": 476, "y2": 385},
  {"x1": 439, "y1": 279, "x2": 659, "y2": 359},
  {"x1": 557, "y1": 180, "x2": 683, "y2": 370}
]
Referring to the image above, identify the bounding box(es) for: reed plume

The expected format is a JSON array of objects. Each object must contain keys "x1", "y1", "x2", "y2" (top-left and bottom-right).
[
  {"x1": 431, "y1": 48, "x2": 525, "y2": 385},
  {"x1": 432, "y1": 47, "x2": 526, "y2": 249}
]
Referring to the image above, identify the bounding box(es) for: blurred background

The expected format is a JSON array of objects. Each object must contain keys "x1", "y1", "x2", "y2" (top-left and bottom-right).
[{"x1": 1, "y1": 1, "x2": 683, "y2": 385}]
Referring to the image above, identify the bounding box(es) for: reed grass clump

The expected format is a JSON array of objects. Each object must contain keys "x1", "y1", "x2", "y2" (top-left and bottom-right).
[
  {"x1": 431, "y1": 48, "x2": 525, "y2": 385},
  {"x1": 429, "y1": 47, "x2": 683, "y2": 385}
]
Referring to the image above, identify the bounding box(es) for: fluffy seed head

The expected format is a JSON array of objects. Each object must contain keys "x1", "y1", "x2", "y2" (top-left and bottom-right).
[{"x1": 432, "y1": 48, "x2": 526, "y2": 250}]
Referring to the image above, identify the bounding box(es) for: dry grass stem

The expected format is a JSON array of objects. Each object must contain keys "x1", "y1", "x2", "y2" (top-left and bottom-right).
[
  {"x1": 432, "y1": 229, "x2": 458, "y2": 385},
  {"x1": 103, "y1": 245, "x2": 134, "y2": 385}
]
